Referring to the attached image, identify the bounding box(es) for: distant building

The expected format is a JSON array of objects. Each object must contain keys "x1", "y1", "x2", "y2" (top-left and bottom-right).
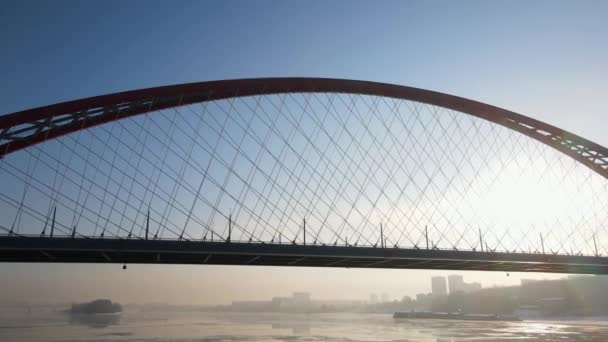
[
  {"x1": 292, "y1": 292, "x2": 311, "y2": 306},
  {"x1": 448, "y1": 275, "x2": 482, "y2": 294},
  {"x1": 233, "y1": 292, "x2": 312, "y2": 312},
  {"x1": 521, "y1": 279, "x2": 539, "y2": 286},
  {"x1": 448, "y1": 275, "x2": 464, "y2": 293},
  {"x1": 381, "y1": 293, "x2": 390, "y2": 303},
  {"x1": 369, "y1": 293, "x2": 378, "y2": 304},
  {"x1": 415, "y1": 293, "x2": 433, "y2": 310},
  {"x1": 293, "y1": 292, "x2": 310, "y2": 300},
  {"x1": 431, "y1": 276, "x2": 447, "y2": 297},
  {"x1": 231, "y1": 300, "x2": 274, "y2": 311},
  {"x1": 462, "y1": 282, "x2": 482, "y2": 293},
  {"x1": 271, "y1": 292, "x2": 312, "y2": 310}
]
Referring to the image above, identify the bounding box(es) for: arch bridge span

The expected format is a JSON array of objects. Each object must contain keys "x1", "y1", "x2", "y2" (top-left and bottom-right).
[
  {"x1": 0, "y1": 78, "x2": 607, "y2": 273},
  {"x1": 1, "y1": 78, "x2": 607, "y2": 178}
]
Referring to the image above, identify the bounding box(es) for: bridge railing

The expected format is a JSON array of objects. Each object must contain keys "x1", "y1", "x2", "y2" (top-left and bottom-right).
[{"x1": 0, "y1": 233, "x2": 594, "y2": 257}]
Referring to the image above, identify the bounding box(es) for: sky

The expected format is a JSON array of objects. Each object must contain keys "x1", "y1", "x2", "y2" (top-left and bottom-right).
[{"x1": 0, "y1": 0, "x2": 607, "y2": 305}]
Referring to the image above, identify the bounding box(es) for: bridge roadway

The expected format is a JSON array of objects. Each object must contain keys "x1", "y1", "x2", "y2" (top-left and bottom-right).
[{"x1": 1, "y1": 236, "x2": 607, "y2": 274}]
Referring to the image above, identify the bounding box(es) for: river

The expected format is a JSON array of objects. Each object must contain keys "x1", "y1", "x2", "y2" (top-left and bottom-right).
[{"x1": 2, "y1": 308, "x2": 608, "y2": 341}]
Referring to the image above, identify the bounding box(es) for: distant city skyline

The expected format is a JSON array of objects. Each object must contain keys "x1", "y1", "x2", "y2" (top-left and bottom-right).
[{"x1": 0, "y1": 261, "x2": 564, "y2": 305}]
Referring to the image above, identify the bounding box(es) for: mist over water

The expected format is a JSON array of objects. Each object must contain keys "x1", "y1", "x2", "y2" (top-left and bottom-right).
[{"x1": 3, "y1": 308, "x2": 608, "y2": 342}]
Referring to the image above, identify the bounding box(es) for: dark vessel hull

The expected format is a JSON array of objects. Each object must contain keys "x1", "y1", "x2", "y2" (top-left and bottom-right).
[
  {"x1": 394, "y1": 311, "x2": 520, "y2": 322},
  {"x1": 68, "y1": 299, "x2": 122, "y2": 315}
]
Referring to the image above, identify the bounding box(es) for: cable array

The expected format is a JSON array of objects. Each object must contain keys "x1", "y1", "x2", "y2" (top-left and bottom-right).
[{"x1": 1, "y1": 92, "x2": 606, "y2": 256}]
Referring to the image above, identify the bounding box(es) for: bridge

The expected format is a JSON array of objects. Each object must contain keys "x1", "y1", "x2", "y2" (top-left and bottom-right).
[{"x1": 1, "y1": 78, "x2": 607, "y2": 273}]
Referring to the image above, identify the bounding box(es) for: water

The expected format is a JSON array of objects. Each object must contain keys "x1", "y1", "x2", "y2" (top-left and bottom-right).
[{"x1": 2, "y1": 308, "x2": 608, "y2": 341}]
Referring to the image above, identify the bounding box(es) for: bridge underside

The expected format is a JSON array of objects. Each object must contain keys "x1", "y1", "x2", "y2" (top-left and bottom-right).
[{"x1": 1, "y1": 237, "x2": 607, "y2": 274}]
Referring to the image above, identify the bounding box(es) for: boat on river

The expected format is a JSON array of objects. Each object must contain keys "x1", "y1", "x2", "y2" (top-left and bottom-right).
[
  {"x1": 67, "y1": 299, "x2": 122, "y2": 315},
  {"x1": 394, "y1": 311, "x2": 520, "y2": 321}
]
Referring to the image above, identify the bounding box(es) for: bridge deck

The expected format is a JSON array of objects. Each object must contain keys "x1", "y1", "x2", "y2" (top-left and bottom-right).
[{"x1": 1, "y1": 237, "x2": 608, "y2": 274}]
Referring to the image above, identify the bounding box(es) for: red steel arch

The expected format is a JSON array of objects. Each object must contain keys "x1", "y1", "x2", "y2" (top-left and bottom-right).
[{"x1": 1, "y1": 77, "x2": 607, "y2": 179}]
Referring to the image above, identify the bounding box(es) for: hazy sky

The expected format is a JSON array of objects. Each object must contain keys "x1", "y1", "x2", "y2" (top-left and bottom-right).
[{"x1": 1, "y1": 0, "x2": 607, "y2": 305}]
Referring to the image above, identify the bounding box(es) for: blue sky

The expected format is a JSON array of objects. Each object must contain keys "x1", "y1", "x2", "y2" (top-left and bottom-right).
[
  {"x1": 1, "y1": 0, "x2": 607, "y2": 304},
  {"x1": 1, "y1": 0, "x2": 607, "y2": 148}
]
